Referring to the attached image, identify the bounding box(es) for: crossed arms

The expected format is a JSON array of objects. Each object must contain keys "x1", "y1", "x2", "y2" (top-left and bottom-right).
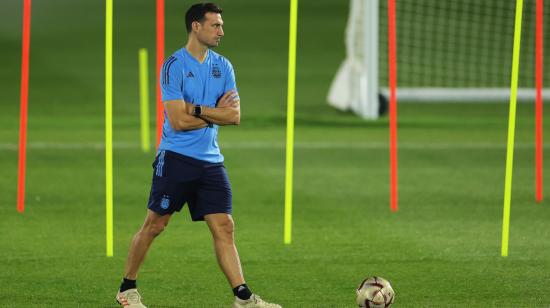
[{"x1": 163, "y1": 90, "x2": 240, "y2": 131}]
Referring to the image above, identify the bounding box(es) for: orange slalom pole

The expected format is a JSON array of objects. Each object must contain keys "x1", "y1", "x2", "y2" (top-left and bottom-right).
[
  {"x1": 388, "y1": 0, "x2": 398, "y2": 212},
  {"x1": 17, "y1": 0, "x2": 31, "y2": 213},
  {"x1": 156, "y1": 0, "x2": 165, "y2": 148},
  {"x1": 535, "y1": 0, "x2": 543, "y2": 202}
]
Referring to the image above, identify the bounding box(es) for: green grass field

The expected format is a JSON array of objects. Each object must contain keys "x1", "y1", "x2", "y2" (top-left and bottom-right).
[{"x1": 1, "y1": 0, "x2": 550, "y2": 307}]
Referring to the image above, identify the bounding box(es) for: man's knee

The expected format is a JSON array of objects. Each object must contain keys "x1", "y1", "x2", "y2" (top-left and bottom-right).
[
  {"x1": 212, "y1": 216, "x2": 235, "y2": 240},
  {"x1": 141, "y1": 219, "x2": 169, "y2": 237}
]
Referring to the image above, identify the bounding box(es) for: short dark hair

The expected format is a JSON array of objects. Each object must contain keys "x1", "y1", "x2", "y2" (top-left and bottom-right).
[{"x1": 185, "y1": 3, "x2": 223, "y2": 33}]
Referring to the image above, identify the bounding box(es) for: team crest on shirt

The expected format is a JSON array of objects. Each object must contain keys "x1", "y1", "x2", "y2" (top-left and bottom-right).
[
  {"x1": 160, "y1": 195, "x2": 170, "y2": 210},
  {"x1": 212, "y1": 65, "x2": 222, "y2": 78}
]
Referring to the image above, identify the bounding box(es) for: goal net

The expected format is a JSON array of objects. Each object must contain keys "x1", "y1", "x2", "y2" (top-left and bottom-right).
[{"x1": 329, "y1": 0, "x2": 549, "y2": 119}]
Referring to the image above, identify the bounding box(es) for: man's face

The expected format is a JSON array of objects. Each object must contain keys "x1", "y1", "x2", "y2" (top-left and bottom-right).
[{"x1": 195, "y1": 12, "x2": 224, "y2": 48}]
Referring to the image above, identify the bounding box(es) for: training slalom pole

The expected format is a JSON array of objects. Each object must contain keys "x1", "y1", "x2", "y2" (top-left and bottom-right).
[
  {"x1": 388, "y1": 0, "x2": 398, "y2": 212},
  {"x1": 17, "y1": 0, "x2": 31, "y2": 213},
  {"x1": 501, "y1": 0, "x2": 524, "y2": 257},
  {"x1": 535, "y1": 0, "x2": 543, "y2": 202},
  {"x1": 105, "y1": 0, "x2": 114, "y2": 257},
  {"x1": 284, "y1": 0, "x2": 298, "y2": 245},
  {"x1": 139, "y1": 49, "x2": 151, "y2": 153},
  {"x1": 156, "y1": 0, "x2": 164, "y2": 148}
]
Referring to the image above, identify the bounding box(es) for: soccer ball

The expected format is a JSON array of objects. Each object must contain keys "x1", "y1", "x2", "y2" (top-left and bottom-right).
[{"x1": 356, "y1": 276, "x2": 395, "y2": 307}]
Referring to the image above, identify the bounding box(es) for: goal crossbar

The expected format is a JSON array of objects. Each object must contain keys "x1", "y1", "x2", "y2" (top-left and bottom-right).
[{"x1": 380, "y1": 88, "x2": 550, "y2": 102}]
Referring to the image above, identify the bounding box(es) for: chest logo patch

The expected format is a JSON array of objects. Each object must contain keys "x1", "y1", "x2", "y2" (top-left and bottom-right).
[{"x1": 212, "y1": 65, "x2": 222, "y2": 79}]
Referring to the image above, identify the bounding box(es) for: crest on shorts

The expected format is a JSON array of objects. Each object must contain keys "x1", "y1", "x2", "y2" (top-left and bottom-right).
[
  {"x1": 160, "y1": 195, "x2": 170, "y2": 210},
  {"x1": 212, "y1": 65, "x2": 221, "y2": 78}
]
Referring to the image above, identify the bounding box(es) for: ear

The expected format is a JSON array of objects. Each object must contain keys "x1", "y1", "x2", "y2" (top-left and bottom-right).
[{"x1": 192, "y1": 20, "x2": 201, "y2": 32}]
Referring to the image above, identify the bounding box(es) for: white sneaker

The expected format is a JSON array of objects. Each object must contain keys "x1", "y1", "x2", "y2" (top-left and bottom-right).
[
  {"x1": 232, "y1": 294, "x2": 282, "y2": 308},
  {"x1": 116, "y1": 288, "x2": 147, "y2": 308}
]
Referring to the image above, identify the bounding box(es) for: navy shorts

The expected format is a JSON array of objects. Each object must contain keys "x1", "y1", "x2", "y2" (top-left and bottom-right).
[{"x1": 147, "y1": 150, "x2": 232, "y2": 221}]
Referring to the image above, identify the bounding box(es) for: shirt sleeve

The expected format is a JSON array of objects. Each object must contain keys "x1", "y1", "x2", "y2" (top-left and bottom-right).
[
  {"x1": 160, "y1": 56, "x2": 184, "y2": 101},
  {"x1": 224, "y1": 60, "x2": 237, "y2": 93}
]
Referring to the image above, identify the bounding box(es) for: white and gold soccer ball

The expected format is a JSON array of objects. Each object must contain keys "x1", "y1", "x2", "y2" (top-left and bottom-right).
[{"x1": 356, "y1": 276, "x2": 395, "y2": 307}]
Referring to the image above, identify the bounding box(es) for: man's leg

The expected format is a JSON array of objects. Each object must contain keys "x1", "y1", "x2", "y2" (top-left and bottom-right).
[
  {"x1": 205, "y1": 213, "x2": 281, "y2": 308},
  {"x1": 204, "y1": 213, "x2": 245, "y2": 288},
  {"x1": 117, "y1": 210, "x2": 171, "y2": 307},
  {"x1": 124, "y1": 209, "x2": 172, "y2": 280}
]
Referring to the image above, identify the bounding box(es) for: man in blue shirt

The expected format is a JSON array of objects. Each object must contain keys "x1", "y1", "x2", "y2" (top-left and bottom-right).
[{"x1": 115, "y1": 3, "x2": 281, "y2": 308}]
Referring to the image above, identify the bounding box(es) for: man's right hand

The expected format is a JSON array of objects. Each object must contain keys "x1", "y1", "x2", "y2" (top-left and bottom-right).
[{"x1": 217, "y1": 90, "x2": 240, "y2": 108}]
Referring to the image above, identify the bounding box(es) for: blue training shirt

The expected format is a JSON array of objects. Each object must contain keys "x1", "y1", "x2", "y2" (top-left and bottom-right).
[{"x1": 159, "y1": 48, "x2": 237, "y2": 163}]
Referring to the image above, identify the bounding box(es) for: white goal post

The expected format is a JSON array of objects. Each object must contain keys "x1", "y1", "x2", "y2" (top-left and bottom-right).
[{"x1": 328, "y1": 0, "x2": 379, "y2": 119}]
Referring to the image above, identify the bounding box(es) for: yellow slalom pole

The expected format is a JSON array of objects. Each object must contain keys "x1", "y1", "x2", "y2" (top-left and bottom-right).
[
  {"x1": 139, "y1": 49, "x2": 151, "y2": 153},
  {"x1": 501, "y1": 0, "x2": 524, "y2": 257},
  {"x1": 105, "y1": 0, "x2": 114, "y2": 257},
  {"x1": 284, "y1": 0, "x2": 298, "y2": 245}
]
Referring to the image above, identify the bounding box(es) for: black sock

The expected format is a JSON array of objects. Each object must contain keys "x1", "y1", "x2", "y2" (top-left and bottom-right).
[
  {"x1": 232, "y1": 283, "x2": 252, "y2": 300},
  {"x1": 120, "y1": 278, "x2": 137, "y2": 292}
]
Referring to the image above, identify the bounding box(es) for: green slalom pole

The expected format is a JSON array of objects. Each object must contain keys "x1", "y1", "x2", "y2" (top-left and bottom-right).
[
  {"x1": 284, "y1": 0, "x2": 298, "y2": 245},
  {"x1": 501, "y1": 0, "x2": 524, "y2": 257},
  {"x1": 139, "y1": 49, "x2": 151, "y2": 153},
  {"x1": 105, "y1": 0, "x2": 114, "y2": 257}
]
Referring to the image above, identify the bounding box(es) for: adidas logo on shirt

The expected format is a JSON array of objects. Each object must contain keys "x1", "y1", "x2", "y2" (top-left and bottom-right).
[{"x1": 186, "y1": 71, "x2": 194, "y2": 78}]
